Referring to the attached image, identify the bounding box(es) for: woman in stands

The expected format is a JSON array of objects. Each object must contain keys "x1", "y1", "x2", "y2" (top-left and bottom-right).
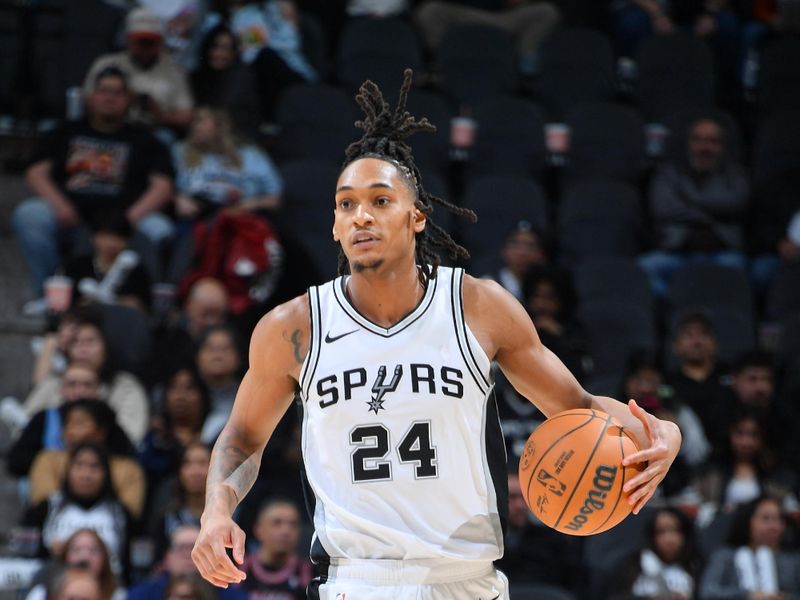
[
  {"x1": 25, "y1": 528, "x2": 124, "y2": 600},
  {"x1": 146, "y1": 441, "x2": 211, "y2": 560},
  {"x1": 172, "y1": 106, "x2": 282, "y2": 221},
  {"x1": 22, "y1": 443, "x2": 132, "y2": 578},
  {"x1": 139, "y1": 366, "x2": 210, "y2": 488},
  {"x1": 24, "y1": 316, "x2": 149, "y2": 444},
  {"x1": 700, "y1": 495, "x2": 800, "y2": 598},
  {"x1": 610, "y1": 506, "x2": 703, "y2": 600}
]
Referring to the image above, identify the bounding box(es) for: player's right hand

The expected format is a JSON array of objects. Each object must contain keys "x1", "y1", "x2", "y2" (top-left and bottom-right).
[{"x1": 191, "y1": 513, "x2": 247, "y2": 588}]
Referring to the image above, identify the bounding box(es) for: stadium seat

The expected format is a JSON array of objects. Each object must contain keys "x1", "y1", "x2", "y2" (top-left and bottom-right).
[
  {"x1": 753, "y1": 110, "x2": 800, "y2": 188},
  {"x1": 766, "y1": 263, "x2": 800, "y2": 321},
  {"x1": 469, "y1": 96, "x2": 547, "y2": 179},
  {"x1": 564, "y1": 102, "x2": 645, "y2": 184},
  {"x1": 532, "y1": 27, "x2": 616, "y2": 119},
  {"x1": 635, "y1": 33, "x2": 715, "y2": 121},
  {"x1": 275, "y1": 84, "x2": 360, "y2": 163},
  {"x1": 557, "y1": 180, "x2": 643, "y2": 263},
  {"x1": 578, "y1": 300, "x2": 657, "y2": 394},
  {"x1": 777, "y1": 313, "x2": 800, "y2": 368},
  {"x1": 336, "y1": 18, "x2": 423, "y2": 97},
  {"x1": 757, "y1": 35, "x2": 800, "y2": 118},
  {"x1": 460, "y1": 175, "x2": 549, "y2": 274},
  {"x1": 277, "y1": 159, "x2": 341, "y2": 279},
  {"x1": 405, "y1": 90, "x2": 453, "y2": 179},
  {"x1": 573, "y1": 257, "x2": 654, "y2": 317},
  {"x1": 668, "y1": 264, "x2": 754, "y2": 316},
  {"x1": 99, "y1": 303, "x2": 152, "y2": 378},
  {"x1": 435, "y1": 24, "x2": 518, "y2": 107}
]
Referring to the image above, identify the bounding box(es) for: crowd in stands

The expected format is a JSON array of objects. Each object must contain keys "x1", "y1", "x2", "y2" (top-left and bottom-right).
[{"x1": 1, "y1": 0, "x2": 800, "y2": 599}]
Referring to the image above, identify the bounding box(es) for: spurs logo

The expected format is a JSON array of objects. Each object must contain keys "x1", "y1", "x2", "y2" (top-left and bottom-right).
[{"x1": 367, "y1": 364, "x2": 403, "y2": 414}]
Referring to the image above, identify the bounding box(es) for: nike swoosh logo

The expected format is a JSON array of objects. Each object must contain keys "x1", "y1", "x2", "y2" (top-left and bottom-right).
[{"x1": 324, "y1": 329, "x2": 359, "y2": 343}]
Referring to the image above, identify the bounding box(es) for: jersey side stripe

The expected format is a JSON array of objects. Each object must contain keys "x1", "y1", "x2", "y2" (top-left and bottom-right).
[
  {"x1": 449, "y1": 268, "x2": 488, "y2": 395},
  {"x1": 301, "y1": 286, "x2": 323, "y2": 401},
  {"x1": 455, "y1": 268, "x2": 491, "y2": 390}
]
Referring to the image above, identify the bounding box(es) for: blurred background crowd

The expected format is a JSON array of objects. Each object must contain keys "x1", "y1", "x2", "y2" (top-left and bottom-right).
[{"x1": 0, "y1": 0, "x2": 799, "y2": 598}]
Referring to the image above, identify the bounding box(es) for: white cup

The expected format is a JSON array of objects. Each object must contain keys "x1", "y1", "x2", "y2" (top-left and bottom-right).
[{"x1": 44, "y1": 275, "x2": 73, "y2": 313}]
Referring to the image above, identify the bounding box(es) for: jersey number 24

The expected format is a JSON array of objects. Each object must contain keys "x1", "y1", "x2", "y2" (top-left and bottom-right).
[{"x1": 350, "y1": 421, "x2": 438, "y2": 483}]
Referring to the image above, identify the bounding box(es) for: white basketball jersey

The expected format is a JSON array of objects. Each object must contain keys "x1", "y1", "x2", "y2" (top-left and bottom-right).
[{"x1": 299, "y1": 267, "x2": 507, "y2": 566}]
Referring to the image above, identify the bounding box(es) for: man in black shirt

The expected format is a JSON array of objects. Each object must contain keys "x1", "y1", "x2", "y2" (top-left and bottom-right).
[{"x1": 12, "y1": 66, "x2": 174, "y2": 311}]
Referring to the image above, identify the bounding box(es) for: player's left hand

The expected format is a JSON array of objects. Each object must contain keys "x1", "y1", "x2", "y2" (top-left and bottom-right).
[{"x1": 621, "y1": 399, "x2": 682, "y2": 514}]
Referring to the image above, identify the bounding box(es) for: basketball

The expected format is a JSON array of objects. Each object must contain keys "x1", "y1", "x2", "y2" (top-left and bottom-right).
[{"x1": 518, "y1": 408, "x2": 644, "y2": 536}]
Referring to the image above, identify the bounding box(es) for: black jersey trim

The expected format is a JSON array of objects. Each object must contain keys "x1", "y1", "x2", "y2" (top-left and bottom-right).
[
  {"x1": 456, "y1": 268, "x2": 491, "y2": 390},
  {"x1": 301, "y1": 286, "x2": 323, "y2": 401},
  {"x1": 450, "y1": 268, "x2": 488, "y2": 395},
  {"x1": 485, "y1": 387, "x2": 509, "y2": 540},
  {"x1": 331, "y1": 270, "x2": 438, "y2": 338}
]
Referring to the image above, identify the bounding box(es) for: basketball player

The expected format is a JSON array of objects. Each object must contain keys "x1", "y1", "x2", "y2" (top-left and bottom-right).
[{"x1": 192, "y1": 71, "x2": 682, "y2": 599}]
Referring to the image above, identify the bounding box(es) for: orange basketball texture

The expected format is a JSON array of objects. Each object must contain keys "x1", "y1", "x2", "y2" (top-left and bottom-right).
[{"x1": 518, "y1": 408, "x2": 644, "y2": 536}]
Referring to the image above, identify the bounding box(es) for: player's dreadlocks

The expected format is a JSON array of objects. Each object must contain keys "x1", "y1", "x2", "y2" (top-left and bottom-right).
[{"x1": 338, "y1": 68, "x2": 477, "y2": 285}]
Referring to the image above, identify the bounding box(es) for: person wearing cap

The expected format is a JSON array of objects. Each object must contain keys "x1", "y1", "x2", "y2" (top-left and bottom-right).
[
  {"x1": 83, "y1": 8, "x2": 194, "y2": 130},
  {"x1": 484, "y1": 222, "x2": 550, "y2": 302}
]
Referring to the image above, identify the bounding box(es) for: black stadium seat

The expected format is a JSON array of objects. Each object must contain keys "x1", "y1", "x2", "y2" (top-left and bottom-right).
[
  {"x1": 753, "y1": 110, "x2": 800, "y2": 188},
  {"x1": 635, "y1": 33, "x2": 715, "y2": 120},
  {"x1": 533, "y1": 27, "x2": 616, "y2": 119},
  {"x1": 757, "y1": 35, "x2": 800, "y2": 118},
  {"x1": 469, "y1": 96, "x2": 547, "y2": 179},
  {"x1": 435, "y1": 24, "x2": 518, "y2": 107},
  {"x1": 564, "y1": 102, "x2": 645, "y2": 184}
]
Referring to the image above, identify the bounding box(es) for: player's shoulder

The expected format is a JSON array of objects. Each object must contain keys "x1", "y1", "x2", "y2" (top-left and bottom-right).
[
  {"x1": 461, "y1": 273, "x2": 517, "y2": 312},
  {"x1": 251, "y1": 293, "x2": 310, "y2": 344}
]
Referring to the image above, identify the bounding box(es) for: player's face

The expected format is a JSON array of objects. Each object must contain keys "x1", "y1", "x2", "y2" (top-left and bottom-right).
[{"x1": 333, "y1": 158, "x2": 426, "y2": 274}]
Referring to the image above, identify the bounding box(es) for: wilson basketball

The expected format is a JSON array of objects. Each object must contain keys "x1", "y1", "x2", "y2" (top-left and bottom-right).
[{"x1": 518, "y1": 408, "x2": 644, "y2": 536}]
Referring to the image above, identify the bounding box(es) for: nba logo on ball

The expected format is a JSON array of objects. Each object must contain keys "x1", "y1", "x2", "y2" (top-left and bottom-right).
[{"x1": 518, "y1": 409, "x2": 644, "y2": 536}]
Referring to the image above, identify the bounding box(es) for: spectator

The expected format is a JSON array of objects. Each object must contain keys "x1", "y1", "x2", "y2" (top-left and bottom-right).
[
  {"x1": 685, "y1": 408, "x2": 798, "y2": 518},
  {"x1": 522, "y1": 265, "x2": 588, "y2": 382},
  {"x1": 83, "y1": 8, "x2": 194, "y2": 130},
  {"x1": 31, "y1": 309, "x2": 82, "y2": 385},
  {"x1": 64, "y1": 212, "x2": 152, "y2": 313},
  {"x1": 22, "y1": 444, "x2": 132, "y2": 577},
  {"x1": 148, "y1": 278, "x2": 230, "y2": 387},
  {"x1": 622, "y1": 350, "x2": 709, "y2": 496},
  {"x1": 27, "y1": 399, "x2": 144, "y2": 519},
  {"x1": 609, "y1": 507, "x2": 703, "y2": 600},
  {"x1": 48, "y1": 567, "x2": 102, "y2": 600},
  {"x1": 24, "y1": 318, "x2": 149, "y2": 444},
  {"x1": 750, "y1": 167, "x2": 800, "y2": 294},
  {"x1": 699, "y1": 495, "x2": 800, "y2": 599},
  {"x1": 241, "y1": 498, "x2": 313, "y2": 600},
  {"x1": 139, "y1": 367, "x2": 210, "y2": 486},
  {"x1": 639, "y1": 117, "x2": 750, "y2": 298},
  {"x1": 227, "y1": 0, "x2": 319, "y2": 120},
  {"x1": 665, "y1": 312, "x2": 731, "y2": 445},
  {"x1": 194, "y1": 325, "x2": 243, "y2": 444},
  {"x1": 11, "y1": 66, "x2": 174, "y2": 310},
  {"x1": 190, "y1": 25, "x2": 262, "y2": 133},
  {"x1": 495, "y1": 472, "x2": 583, "y2": 593},
  {"x1": 612, "y1": 1, "x2": 741, "y2": 90},
  {"x1": 24, "y1": 528, "x2": 124, "y2": 600},
  {"x1": 485, "y1": 222, "x2": 549, "y2": 302},
  {"x1": 415, "y1": 0, "x2": 561, "y2": 73},
  {"x1": 126, "y1": 525, "x2": 245, "y2": 600},
  {"x1": 146, "y1": 442, "x2": 211, "y2": 557},
  {"x1": 172, "y1": 107, "x2": 282, "y2": 221}
]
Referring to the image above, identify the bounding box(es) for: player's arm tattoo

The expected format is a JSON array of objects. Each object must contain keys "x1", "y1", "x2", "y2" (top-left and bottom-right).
[
  {"x1": 282, "y1": 329, "x2": 304, "y2": 364},
  {"x1": 206, "y1": 425, "x2": 264, "y2": 513}
]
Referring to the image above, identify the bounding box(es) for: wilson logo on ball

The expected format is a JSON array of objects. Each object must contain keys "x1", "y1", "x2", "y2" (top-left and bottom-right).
[{"x1": 563, "y1": 464, "x2": 618, "y2": 532}]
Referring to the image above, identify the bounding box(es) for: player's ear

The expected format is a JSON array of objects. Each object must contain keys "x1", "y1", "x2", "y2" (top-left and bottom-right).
[
  {"x1": 332, "y1": 219, "x2": 339, "y2": 242},
  {"x1": 413, "y1": 209, "x2": 426, "y2": 233}
]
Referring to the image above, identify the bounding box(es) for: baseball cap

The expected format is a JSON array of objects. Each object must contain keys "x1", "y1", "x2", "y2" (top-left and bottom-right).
[{"x1": 126, "y1": 8, "x2": 164, "y2": 39}]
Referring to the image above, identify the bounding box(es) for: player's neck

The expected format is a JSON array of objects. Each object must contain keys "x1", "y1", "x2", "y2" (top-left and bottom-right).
[{"x1": 346, "y1": 262, "x2": 424, "y2": 328}]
